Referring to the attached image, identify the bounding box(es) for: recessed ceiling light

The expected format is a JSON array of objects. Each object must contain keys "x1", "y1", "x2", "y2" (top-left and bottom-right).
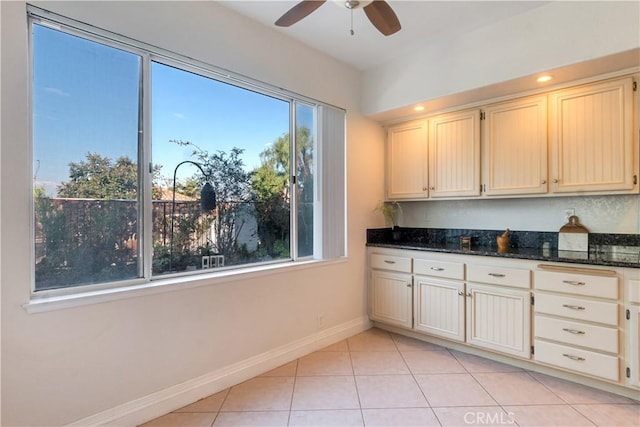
[
  {"x1": 414, "y1": 105, "x2": 425, "y2": 111},
  {"x1": 537, "y1": 75, "x2": 552, "y2": 83}
]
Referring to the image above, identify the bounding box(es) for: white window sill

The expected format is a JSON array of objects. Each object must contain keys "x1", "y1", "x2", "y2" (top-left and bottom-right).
[{"x1": 23, "y1": 257, "x2": 347, "y2": 314}]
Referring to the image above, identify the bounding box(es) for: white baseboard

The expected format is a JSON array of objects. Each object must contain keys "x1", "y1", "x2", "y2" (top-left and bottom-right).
[{"x1": 68, "y1": 316, "x2": 372, "y2": 427}]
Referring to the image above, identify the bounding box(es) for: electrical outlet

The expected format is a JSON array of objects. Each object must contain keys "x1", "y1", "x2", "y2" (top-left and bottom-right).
[
  {"x1": 316, "y1": 313, "x2": 325, "y2": 329},
  {"x1": 563, "y1": 208, "x2": 575, "y2": 222}
]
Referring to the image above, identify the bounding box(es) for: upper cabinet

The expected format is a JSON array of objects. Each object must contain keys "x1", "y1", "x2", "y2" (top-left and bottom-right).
[
  {"x1": 429, "y1": 109, "x2": 481, "y2": 198},
  {"x1": 549, "y1": 77, "x2": 637, "y2": 194},
  {"x1": 384, "y1": 74, "x2": 638, "y2": 201},
  {"x1": 482, "y1": 95, "x2": 548, "y2": 196},
  {"x1": 386, "y1": 120, "x2": 429, "y2": 200},
  {"x1": 386, "y1": 110, "x2": 481, "y2": 200}
]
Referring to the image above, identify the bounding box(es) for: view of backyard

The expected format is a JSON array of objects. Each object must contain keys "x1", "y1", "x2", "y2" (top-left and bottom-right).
[{"x1": 32, "y1": 22, "x2": 316, "y2": 291}]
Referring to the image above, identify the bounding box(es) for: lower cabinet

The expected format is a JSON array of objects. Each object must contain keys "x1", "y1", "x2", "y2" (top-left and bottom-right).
[
  {"x1": 466, "y1": 283, "x2": 532, "y2": 358},
  {"x1": 533, "y1": 267, "x2": 621, "y2": 382},
  {"x1": 369, "y1": 252, "x2": 413, "y2": 329},
  {"x1": 414, "y1": 276, "x2": 465, "y2": 342},
  {"x1": 370, "y1": 270, "x2": 413, "y2": 329},
  {"x1": 368, "y1": 248, "x2": 634, "y2": 395},
  {"x1": 625, "y1": 279, "x2": 640, "y2": 389}
]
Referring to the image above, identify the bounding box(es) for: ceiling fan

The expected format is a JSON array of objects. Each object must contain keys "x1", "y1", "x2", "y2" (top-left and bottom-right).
[{"x1": 275, "y1": 0, "x2": 401, "y2": 36}]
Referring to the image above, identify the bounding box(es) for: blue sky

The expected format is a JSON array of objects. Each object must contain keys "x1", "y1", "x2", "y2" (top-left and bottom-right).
[{"x1": 32, "y1": 23, "x2": 308, "y2": 196}]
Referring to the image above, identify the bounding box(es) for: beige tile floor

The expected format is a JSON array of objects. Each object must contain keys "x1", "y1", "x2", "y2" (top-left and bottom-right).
[{"x1": 142, "y1": 328, "x2": 640, "y2": 427}]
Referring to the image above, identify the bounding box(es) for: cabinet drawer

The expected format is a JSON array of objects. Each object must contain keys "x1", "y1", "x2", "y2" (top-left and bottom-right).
[
  {"x1": 628, "y1": 279, "x2": 640, "y2": 304},
  {"x1": 535, "y1": 293, "x2": 618, "y2": 326},
  {"x1": 534, "y1": 339, "x2": 619, "y2": 381},
  {"x1": 468, "y1": 264, "x2": 530, "y2": 289},
  {"x1": 535, "y1": 270, "x2": 618, "y2": 299},
  {"x1": 534, "y1": 315, "x2": 618, "y2": 353},
  {"x1": 414, "y1": 258, "x2": 464, "y2": 280},
  {"x1": 370, "y1": 254, "x2": 411, "y2": 273}
]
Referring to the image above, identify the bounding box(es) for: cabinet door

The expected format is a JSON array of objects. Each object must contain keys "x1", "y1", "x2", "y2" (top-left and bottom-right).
[
  {"x1": 466, "y1": 283, "x2": 531, "y2": 358},
  {"x1": 386, "y1": 120, "x2": 428, "y2": 199},
  {"x1": 483, "y1": 96, "x2": 548, "y2": 196},
  {"x1": 428, "y1": 109, "x2": 481, "y2": 198},
  {"x1": 370, "y1": 270, "x2": 413, "y2": 328},
  {"x1": 549, "y1": 77, "x2": 637, "y2": 193},
  {"x1": 414, "y1": 276, "x2": 465, "y2": 342}
]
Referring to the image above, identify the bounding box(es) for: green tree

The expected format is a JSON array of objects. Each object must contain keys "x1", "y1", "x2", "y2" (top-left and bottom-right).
[
  {"x1": 251, "y1": 126, "x2": 314, "y2": 258},
  {"x1": 170, "y1": 140, "x2": 253, "y2": 263},
  {"x1": 252, "y1": 134, "x2": 291, "y2": 258},
  {"x1": 58, "y1": 152, "x2": 163, "y2": 199},
  {"x1": 35, "y1": 153, "x2": 163, "y2": 288}
]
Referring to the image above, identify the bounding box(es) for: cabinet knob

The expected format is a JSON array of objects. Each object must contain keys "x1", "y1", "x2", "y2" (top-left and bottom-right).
[
  {"x1": 429, "y1": 186, "x2": 435, "y2": 190},
  {"x1": 458, "y1": 291, "x2": 464, "y2": 296},
  {"x1": 553, "y1": 178, "x2": 559, "y2": 183},
  {"x1": 541, "y1": 179, "x2": 546, "y2": 184},
  {"x1": 422, "y1": 187, "x2": 427, "y2": 191}
]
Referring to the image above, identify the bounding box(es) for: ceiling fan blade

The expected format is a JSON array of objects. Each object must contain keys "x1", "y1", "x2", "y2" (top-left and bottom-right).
[
  {"x1": 363, "y1": 1, "x2": 401, "y2": 36},
  {"x1": 275, "y1": 1, "x2": 326, "y2": 27}
]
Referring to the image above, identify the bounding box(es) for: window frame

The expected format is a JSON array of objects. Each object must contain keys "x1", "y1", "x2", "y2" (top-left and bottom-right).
[{"x1": 27, "y1": 6, "x2": 345, "y2": 302}]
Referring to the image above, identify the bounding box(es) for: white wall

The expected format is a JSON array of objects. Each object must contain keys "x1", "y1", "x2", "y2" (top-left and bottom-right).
[
  {"x1": 0, "y1": 2, "x2": 384, "y2": 425},
  {"x1": 399, "y1": 195, "x2": 640, "y2": 234},
  {"x1": 362, "y1": 1, "x2": 640, "y2": 116}
]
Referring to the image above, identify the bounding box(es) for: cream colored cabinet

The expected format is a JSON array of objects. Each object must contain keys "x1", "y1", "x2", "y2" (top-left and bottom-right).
[
  {"x1": 413, "y1": 258, "x2": 466, "y2": 342},
  {"x1": 625, "y1": 279, "x2": 640, "y2": 388},
  {"x1": 428, "y1": 109, "x2": 481, "y2": 198},
  {"x1": 369, "y1": 253, "x2": 413, "y2": 328},
  {"x1": 386, "y1": 120, "x2": 428, "y2": 200},
  {"x1": 466, "y1": 281, "x2": 532, "y2": 359},
  {"x1": 368, "y1": 248, "x2": 637, "y2": 395},
  {"x1": 533, "y1": 266, "x2": 621, "y2": 382},
  {"x1": 482, "y1": 95, "x2": 548, "y2": 196},
  {"x1": 549, "y1": 77, "x2": 638, "y2": 194}
]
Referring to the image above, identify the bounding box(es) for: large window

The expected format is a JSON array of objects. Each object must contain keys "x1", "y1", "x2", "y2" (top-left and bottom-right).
[{"x1": 30, "y1": 9, "x2": 345, "y2": 294}]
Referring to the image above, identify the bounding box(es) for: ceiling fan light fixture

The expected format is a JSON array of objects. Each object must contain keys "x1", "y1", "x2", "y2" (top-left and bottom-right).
[{"x1": 334, "y1": 0, "x2": 372, "y2": 9}]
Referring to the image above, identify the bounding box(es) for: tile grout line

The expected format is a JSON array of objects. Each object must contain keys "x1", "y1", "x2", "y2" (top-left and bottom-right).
[
  {"x1": 449, "y1": 350, "x2": 512, "y2": 418},
  {"x1": 209, "y1": 387, "x2": 230, "y2": 427},
  {"x1": 286, "y1": 358, "x2": 299, "y2": 427},
  {"x1": 346, "y1": 336, "x2": 367, "y2": 426},
  {"x1": 391, "y1": 331, "x2": 445, "y2": 426}
]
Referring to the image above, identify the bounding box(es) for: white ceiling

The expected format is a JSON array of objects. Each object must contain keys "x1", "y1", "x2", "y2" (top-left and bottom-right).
[{"x1": 219, "y1": 1, "x2": 550, "y2": 71}]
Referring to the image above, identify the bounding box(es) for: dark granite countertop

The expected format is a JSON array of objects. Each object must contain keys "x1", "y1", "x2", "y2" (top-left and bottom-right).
[{"x1": 367, "y1": 228, "x2": 640, "y2": 269}]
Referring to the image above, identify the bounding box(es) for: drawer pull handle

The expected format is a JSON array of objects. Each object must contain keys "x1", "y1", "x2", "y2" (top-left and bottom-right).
[
  {"x1": 488, "y1": 273, "x2": 505, "y2": 278},
  {"x1": 562, "y1": 304, "x2": 586, "y2": 310},
  {"x1": 562, "y1": 353, "x2": 585, "y2": 361},
  {"x1": 562, "y1": 280, "x2": 586, "y2": 286},
  {"x1": 430, "y1": 267, "x2": 445, "y2": 271},
  {"x1": 562, "y1": 328, "x2": 586, "y2": 335},
  {"x1": 383, "y1": 260, "x2": 396, "y2": 264}
]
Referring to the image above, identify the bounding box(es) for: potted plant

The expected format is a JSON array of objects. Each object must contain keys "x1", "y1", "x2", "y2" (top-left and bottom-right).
[{"x1": 374, "y1": 201, "x2": 402, "y2": 240}]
